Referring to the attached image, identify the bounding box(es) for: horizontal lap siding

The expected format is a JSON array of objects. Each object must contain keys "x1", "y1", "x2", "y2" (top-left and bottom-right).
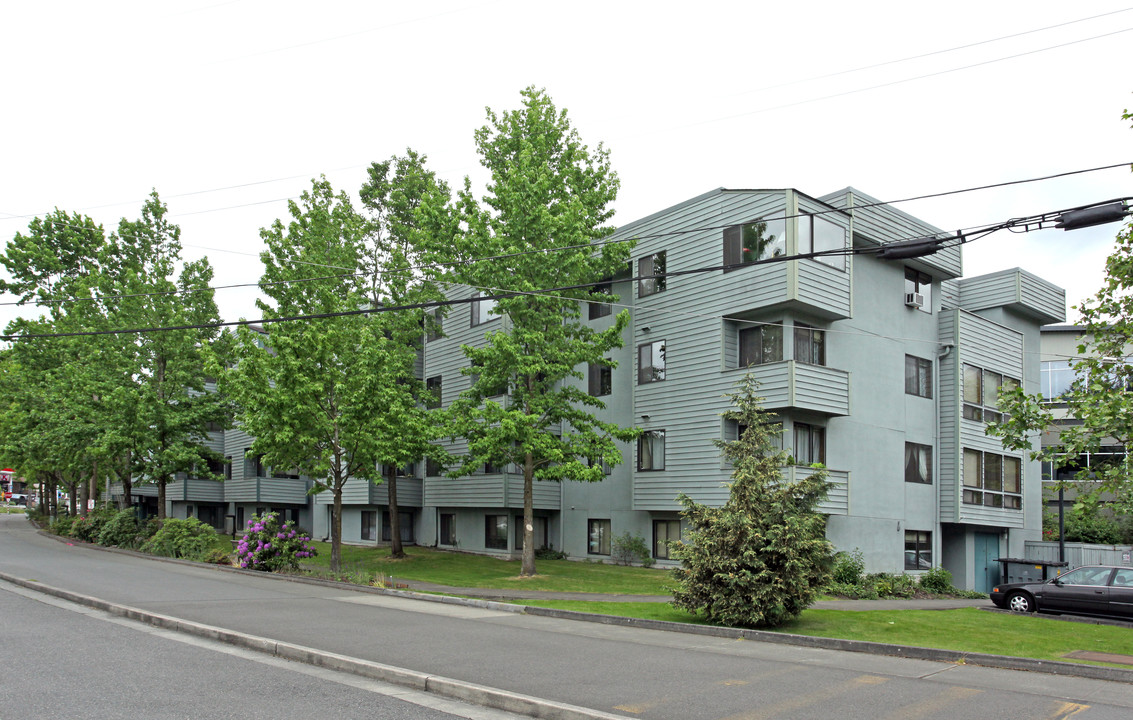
[
  {"x1": 938, "y1": 312, "x2": 958, "y2": 521},
  {"x1": 256, "y1": 478, "x2": 308, "y2": 504},
  {"x1": 424, "y1": 476, "x2": 505, "y2": 507},
  {"x1": 505, "y1": 476, "x2": 561, "y2": 509},
  {"x1": 781, "y1": 467, "x2": 849, "y2": 515},
  {"x1": 182, "y1": 479, "x2": 224, "y2": 502},
  {"x1": 792, "y1": 363, "x2": 850, "y2": 415},
  {"x1": 957, "y1": 269, "x2": 1066, "y2": 324},
  {"x1": 224, "y1": 478, "x2": 258, "y2": 501},
  {"x1": 369, "y1": 477, "x2": 423, "y2": 506}
]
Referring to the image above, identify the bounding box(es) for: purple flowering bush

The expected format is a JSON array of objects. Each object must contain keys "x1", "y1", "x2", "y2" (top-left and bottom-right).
[{"x1": 235, "y1": 512, "x2": 316, "y2": 572}]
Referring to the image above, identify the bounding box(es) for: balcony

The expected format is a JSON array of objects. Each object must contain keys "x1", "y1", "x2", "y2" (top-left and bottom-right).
[
  {"x1": 746, "y1": 360, "x2": 850, "y2": 416},
  {"x1": 781, "y1": 466, "x2": 848, "y2": 515}
]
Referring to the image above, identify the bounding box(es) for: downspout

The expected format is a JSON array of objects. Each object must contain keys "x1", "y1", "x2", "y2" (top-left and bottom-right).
[{"x1": 936, "y1": 341, "x2": 954, "y2": 570}]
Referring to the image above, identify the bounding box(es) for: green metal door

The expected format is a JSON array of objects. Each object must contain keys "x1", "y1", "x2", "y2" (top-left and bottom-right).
[{"x1": 974, "y1": 533, "x2": 1001, "y2": 593}]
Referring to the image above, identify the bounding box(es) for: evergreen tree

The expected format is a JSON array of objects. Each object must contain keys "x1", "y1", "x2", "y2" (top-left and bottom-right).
[{"x1": 669, "y1": 376, "x2": 834, "y2": 628}]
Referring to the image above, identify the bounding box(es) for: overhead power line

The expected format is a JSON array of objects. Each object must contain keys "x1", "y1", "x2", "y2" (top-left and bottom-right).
[{"x1": 3, "y1": 162, "x2": 1128, "y2": 312}]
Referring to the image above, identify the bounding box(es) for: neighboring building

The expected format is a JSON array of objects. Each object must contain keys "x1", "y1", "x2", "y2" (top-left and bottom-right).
[
  {"x1": 1038, "y1": 325, "x2": 1130, "y2": 514},
  {"x1": 123, "y1": 186, "x2": 1067, "y2": 592}
]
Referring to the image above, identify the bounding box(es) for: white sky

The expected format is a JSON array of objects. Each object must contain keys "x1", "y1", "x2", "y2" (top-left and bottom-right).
[{"x1": 2, "y1": 1, "x2": 1131, "y2": 329}]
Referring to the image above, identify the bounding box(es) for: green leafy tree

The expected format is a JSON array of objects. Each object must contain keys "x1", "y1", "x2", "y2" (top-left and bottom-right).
[
  {"x1": 224, "y1": 177, "x2": 415, "y2": 572},
  {"x1": 358, "y1": 150, "x2": 455, "y2": 558},
  {"x1": 989, "y1": 216, "x2": 1133, "y2": 511},
  {"x1": 669, "y1": 376, "x2": 834, "y2": 628},
  {"x1": 446, "y1": 87, "x2": 638, "y2": 576}
]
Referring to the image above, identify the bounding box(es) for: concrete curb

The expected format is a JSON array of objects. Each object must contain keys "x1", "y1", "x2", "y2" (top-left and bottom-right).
[
  {"x1": 27, "y1": 522, "x2": 1133, "y2": 685},
  {"x1": 0, "y1": 571, "x2": 625, "y2": 720}
]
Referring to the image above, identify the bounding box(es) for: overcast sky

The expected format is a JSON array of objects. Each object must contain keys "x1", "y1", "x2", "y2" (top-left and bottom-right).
[{"x1": 2, "y1": 1, "x2": 1131, "y2": 330}]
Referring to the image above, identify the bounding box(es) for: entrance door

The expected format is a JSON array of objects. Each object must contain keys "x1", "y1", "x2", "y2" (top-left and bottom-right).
[{"x1": 974, "y1": 533, "x2": 1000, "y2": 593}]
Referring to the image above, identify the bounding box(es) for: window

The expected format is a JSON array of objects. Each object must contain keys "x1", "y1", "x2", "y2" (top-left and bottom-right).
[
  {"x1": 485, "y1": 515, "x2": 508, "y2": 550},
  {"x1": 515, "y1": 516, "x2": 548, "y2": 550},
  {"x1": 588, "y1": 519, "x2": 611, "y2": 555},
  {"x1": 1040, "y1": 359, "x2": 1074, "y2": 401},
  {"x1": 739, "y1": 324, "x2": 783, "y2": 366},
  {"x1": 425, "y1": 376, "x2": 442, "y2": 409},
  {"x1": 588, "y1": 456, "x2": 612, "y2": 475},
  {"x1": 905, "y1": 355, "x2": 932, "y2": 398},
  {"x1": 382, "y1": 462, "x2": 415, "y2": 478},
  {"x1": 723, "y1": 219, "x2": 786, "y2": 270},
  {"x1": 440, "y1": 513, "x2": 457, "y2": 545},
  {"x1": 638, "y1": 340, "x2": 666, "y2": 383},
  {"x1": 794, "y1": 323, "x2": 825, "y2": 365},
  {"x1": 426, "y1": 457, "x2": 445, "y2": 477},
  {"x1": 904, "y1": 442, "x2": 932, "y2": 484},
  {"x1": 470, "y1": 360, "x2": 507, "y2": 397},
  {"x1": 904, "y1": 530, "x2": 932, "y2": 570},
  {"x1": 589, "y1": 282, "x2": 612, "y2": 320},
  {"x1": 638, "y1": 251, "x2": 667, "y2": 297},
  {"x1": 638, "y1": 430, "x2": 665, "y2": 470},
  {"x1": 361, "y1": 510, "x2": 377, "y2": 541},
  {"x1": 471, "y1": 290, "x2": 498, "y2": 326},
  {"x1": 1056, "y1": 566, "x2": 1115, "y2": 586},
  {"x1": 224, "y1": 456, "x2": 232, "y2": 481},
  {"x1": 588, "y1": 362, "x2": 612, "y2": 396},
  {"x1": 273, "y1": 464, "x2": 300, "y2": 479},
  {"x1": 793, "y1": 423, "x2": 825, "y2": 465},
  {"x1": 653, "y1": 519, "x2": 680, "y2": 559},
  {"x1": 244, "y1": 450, "x2": 266, "y2": 478},
  {"x1": 426, "y1": 307, "x2": 443, "y2": 342},
  {"x1": 798, "y1": 213, "x2": 846, "y2": 270},
  {"x1": 963, "y1": 364, "x2": 1018, "y2": 422},
  {"x1": 963, "y1": 448, "x2": 1022, "y2": 509},
  {"x1": 382, "y1": 511, "x2": 415, "y2": 542},
  {"x1": 904, "y1": 268, "x2": 932, "y2": 313}
]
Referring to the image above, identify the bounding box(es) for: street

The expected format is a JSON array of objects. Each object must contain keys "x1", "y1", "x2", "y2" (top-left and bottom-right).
[{"x1": 2, "y1": 514, "x2": 1131, "y2": 719}]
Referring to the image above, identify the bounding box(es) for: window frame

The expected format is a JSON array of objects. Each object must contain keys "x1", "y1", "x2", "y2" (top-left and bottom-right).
[
  {"x1": 652, "y1": 518, "x2": 681, "y2": 559},
  {"x1": 798, "y1": 213, "x2": 847, "y2": 270},
  {"x1": 638, "y1": 340, "x2": 666, "y2": 384},
  {"x1": 738, "y1": 323, "x2": 783, "y2": 367},
  {"x1": 904, "y1": 267, "x2": 933, "y2": 314},
  {"x1": 904, "y1": 530, "x2": 932, "y2": 570},
  {"x1": 793, "y1": 323, "x2": 825, "y2": 366},
  {"x1": 637, "y1": 429, "x2": 666, "y2": 471},
  {"x1": 439, "y1": 513, "x2": 457, "y2": 545},
  {"x1": 904, "y1": 442, "x2": 932, "y2": 484},
  {"x1": 723, "y1": 218, "x2": 787, "y2": 271},
  {"x1": 588, "y1": 282, "x2": 613, "y2": 320},
  {"x1": 588, "y1": 362, "x2": 612, "y2": 397},
  {"x1": 905, "y1": 355, "x2": 932, "y2": 398},
  {"x1": 638, "y1": 251, "x2": 667, "y2": 297},
  {"x1": 361, "y1": 510, "x2": 377, "y2": 542},
  {"x1": 962, "y1": 363, "x2": 1018, "y2": 423},
  {"x1": 962, "y1": 448, "x2": 1022, "y2": 509},
  {"x1": 485, "y1": 515, "x2": 508, "y2": 550},
  {"x1": 425, "y1": 375, "x2": 442, "y2": 409},
  {"x1": 588, "y1": 519, "x2": 611, "y2": 555},
  {"x1": 470, "y1": 290, "x2": 498, "y2": 327},
  {"x1": 793, "y1": 423, "x2": 825, "y2": 466}
]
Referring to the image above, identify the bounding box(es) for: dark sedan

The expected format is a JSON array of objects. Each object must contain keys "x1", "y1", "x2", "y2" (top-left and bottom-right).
[{"x1": 991, "y1": 565, "x2": 1133, "y2": 620}]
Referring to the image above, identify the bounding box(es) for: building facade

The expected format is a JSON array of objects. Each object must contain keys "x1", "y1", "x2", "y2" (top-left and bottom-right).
[{"x1": 154, "y1": 187, "x2": 1067, "y2": 592}]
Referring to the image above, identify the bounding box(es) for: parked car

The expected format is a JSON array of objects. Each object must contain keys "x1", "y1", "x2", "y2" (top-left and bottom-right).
[{"x1": 991, "y1": 565, "x2": 1133, "y2": 620}]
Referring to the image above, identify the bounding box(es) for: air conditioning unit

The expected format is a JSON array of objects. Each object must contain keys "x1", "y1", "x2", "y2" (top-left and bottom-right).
[{"x1": 904, "y1": 292, "x2": 925, "y2": 308}]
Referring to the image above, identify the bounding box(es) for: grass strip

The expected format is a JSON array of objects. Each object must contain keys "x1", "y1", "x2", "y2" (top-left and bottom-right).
[{"x1": 512, "y1": 599, "x2": 1133, "y2": 664}]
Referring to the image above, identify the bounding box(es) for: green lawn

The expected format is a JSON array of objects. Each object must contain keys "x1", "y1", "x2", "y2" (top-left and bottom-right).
[
  {"x1": 301, "y1": 542, "x2": 672, "y2": 595},
  {"x1": 513, "y1": 599, "x2": 1133, "y2": 665}
]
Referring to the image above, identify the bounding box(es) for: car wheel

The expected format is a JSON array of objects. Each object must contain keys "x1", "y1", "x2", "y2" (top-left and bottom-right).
[{"x1": 1007, "y1": 591, "x2": 1034, "y2": 613}]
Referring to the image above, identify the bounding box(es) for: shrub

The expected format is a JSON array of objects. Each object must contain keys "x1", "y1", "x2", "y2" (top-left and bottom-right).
[
  {"x1": 611, "y1": 532, "x2": 654, "y2": 568},
  {"x1": 142, "y1": 518, "x2": 221, "y2": 561},
  {"x1": 919, "y1": 565, "x2": 953, "y2": 594},
  {"x1": 70, "y1": 508, "x2": 115, "y2": 543},
  {"x1": 830, "y1": 549, "x2": 865, "y2": 585},
  {"x1": 534, "y1": 547, "x2": 568, "y2": 560},
  {"x1": 669, "y1": 378, "x2": 834, "y2": 628},
  {"x1": 235, "y1": 512, "x2": 316, "y2": 572},
  {"x1": 97, "y1": 508, "x2": 142, "y2": 548},
  {"x1": 50, "y1": 514, "x2": 76, "y2": 537}
]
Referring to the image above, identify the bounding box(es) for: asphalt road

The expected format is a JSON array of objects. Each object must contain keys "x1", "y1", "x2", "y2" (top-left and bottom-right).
[{"x1": 3, "y1": 514, "x2": 1132, "y2": 719}]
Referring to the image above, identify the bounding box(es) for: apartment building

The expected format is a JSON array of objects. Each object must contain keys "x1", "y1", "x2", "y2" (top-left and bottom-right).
[{"x1": 157, "y1": 186, "x2": 1065, "y2": 592}]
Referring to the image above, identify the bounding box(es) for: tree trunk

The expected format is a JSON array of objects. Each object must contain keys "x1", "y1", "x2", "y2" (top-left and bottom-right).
[
  {"x1": 64, "y1": 473, "x2": 77, "y2": 516},
  {"x1": 520, "y1": 451, "x2": 536, "y2": 577},
  {"x1": 122, "y1": 453, "x2": 133, "y2": 509},
  {"x1": 157, "y1": 476, "x2": 167, "y2": 520},
  {"x1": 331, "y1": 483, "x2": 343, "y2": 574},
  {"x1": 387, "y1": 465, "x2": 403, "y2": 558}
]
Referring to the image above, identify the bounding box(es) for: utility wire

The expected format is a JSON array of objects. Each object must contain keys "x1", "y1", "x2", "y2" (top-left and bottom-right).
[{"x1": 3, "y1": 162, "x2": 1128, "y2": 310}]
